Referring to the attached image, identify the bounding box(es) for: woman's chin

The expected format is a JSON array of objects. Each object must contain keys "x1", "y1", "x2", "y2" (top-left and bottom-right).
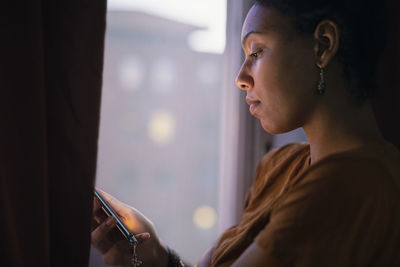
[
  {"x1": 260, "y1": 119, "x2": 295, "y2": 135},
  {"x1": 260, "y1": 120, "x2": 279, "y2": 135}
]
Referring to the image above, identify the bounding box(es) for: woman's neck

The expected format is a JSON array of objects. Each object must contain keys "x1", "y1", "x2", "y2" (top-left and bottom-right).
[{"x1": 303, "y1": 100, "x2": 384, "y2": 165}]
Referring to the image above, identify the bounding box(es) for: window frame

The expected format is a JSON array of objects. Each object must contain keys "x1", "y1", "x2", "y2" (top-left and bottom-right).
[{"x1": 217, "y1": 0, "x2": 273, "y2": 233}]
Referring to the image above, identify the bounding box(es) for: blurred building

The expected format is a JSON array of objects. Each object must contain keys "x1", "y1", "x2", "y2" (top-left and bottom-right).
[{"x1": 91, "y1": 10, "x2": 223, "y2": 265}]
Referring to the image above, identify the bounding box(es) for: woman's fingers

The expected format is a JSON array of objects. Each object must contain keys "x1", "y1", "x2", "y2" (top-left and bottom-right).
[
  {"x1": 91, "y1": 216, "x2": 118, "y2": 254},
  {"x1": 93, "y1": 193, "x2": 109, "y2": 225},
  {"x1": 101, "y1": 240, "x2": 132, "y2": 266},
  {"x1": 91, "y1": 218, "x2": 100, "y2": 231},
  {"x1": 95, "y1": 188, "x2": 128, "y2": 215},
  {"x1": 135, "y1": 232, "x2": 151, "y2": 244},
  {"x1": 93, "y1": 195, "x2": 101, "y2": 211}
]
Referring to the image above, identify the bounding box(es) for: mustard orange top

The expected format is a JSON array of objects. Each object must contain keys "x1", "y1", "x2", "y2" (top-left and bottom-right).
[{"x1": 212, "y1": 142, "x2": 400, "y2": 267}]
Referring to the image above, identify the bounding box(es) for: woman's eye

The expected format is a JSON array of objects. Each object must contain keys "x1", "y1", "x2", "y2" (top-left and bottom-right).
[{"x1": 250, "y1": 50, "x2": 262, "y2": 58}]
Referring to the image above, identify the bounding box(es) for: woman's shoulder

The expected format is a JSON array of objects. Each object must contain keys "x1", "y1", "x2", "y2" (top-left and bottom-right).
[
  {"x1": 258, "y1": 142, "x2": 310, "y2": 170},
  {"x1": 297, "y1": 141, "x2": 400, "y2": 195},
  {"x1": 255, "y1": 143, "x2": 400, "y2": 267},
  {"x1": 251, "y1": 142, "x2": 311, "y2": 197}
]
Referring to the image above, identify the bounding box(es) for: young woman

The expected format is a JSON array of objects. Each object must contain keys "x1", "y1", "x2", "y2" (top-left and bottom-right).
[{"x1": 91, "y1": 0, "x2": 400, "y2": 266}]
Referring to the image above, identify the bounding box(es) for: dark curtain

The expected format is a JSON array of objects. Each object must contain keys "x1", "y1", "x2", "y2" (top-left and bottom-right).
[
  {"x1": 375, "y1": 0, "x2": 400, "y2": 149},
  {"x1": 0, "y1": 1, "x2": 106, "y2": 266}
]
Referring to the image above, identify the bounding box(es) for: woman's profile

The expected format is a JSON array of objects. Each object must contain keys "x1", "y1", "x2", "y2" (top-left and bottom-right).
[{"x1": 91, "y1": 0, "x2": 400, "y2": 266}]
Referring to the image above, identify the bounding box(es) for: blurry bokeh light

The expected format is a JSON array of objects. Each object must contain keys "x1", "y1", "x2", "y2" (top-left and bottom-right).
[
  {"x1": 118, "y1": 56, "x2": 145, "y2": 92},
  {"x1": 148, "y1": 110, "x2": 176, "y2": 145},
  {"x1": 193, "y1": 205, "x2": 217, "y2": 229}
]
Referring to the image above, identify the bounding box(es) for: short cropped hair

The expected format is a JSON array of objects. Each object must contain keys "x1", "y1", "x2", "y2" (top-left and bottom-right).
[{"x1": 254, "y1": 0, "x2": 388, "y2": 100}]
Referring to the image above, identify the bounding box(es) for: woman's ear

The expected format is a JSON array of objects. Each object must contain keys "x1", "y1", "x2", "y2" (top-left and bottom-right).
[{"x1": 313, "y1": 20, "x2": 340, "y2": 68}]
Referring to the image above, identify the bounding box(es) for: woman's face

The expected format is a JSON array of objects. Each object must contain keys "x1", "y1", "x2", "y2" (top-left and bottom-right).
[{"x1": 236, "y1": 4, "x2": 319, "y2": 134}]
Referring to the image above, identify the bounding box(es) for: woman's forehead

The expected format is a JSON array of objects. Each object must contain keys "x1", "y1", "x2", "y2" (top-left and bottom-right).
[{"x1": 241, "y1": 5, "x2": 292, "y2": 42}]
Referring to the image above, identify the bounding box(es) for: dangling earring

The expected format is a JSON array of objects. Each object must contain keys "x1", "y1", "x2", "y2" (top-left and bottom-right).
[{"x1": 317, "y1": 67, "x2": 325, "y2": 94}]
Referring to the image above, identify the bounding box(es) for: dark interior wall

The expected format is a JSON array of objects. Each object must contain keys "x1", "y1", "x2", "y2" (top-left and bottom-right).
[{"x1": 375, "y1": 0, "x2": 400, "y2": 149}]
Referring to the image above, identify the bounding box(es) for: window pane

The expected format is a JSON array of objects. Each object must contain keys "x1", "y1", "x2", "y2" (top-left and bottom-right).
[{"x1": 92, "y1": 1, "x2": 226, "y2": 265}]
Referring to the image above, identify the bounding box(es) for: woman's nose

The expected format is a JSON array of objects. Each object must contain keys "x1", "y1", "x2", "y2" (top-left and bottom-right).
[{"x1": 235, "y1": 64, "x2": 254, "y2": 91}]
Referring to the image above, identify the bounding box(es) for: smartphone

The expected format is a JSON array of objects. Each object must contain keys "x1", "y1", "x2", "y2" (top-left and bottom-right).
[{"x1": 94, "y1": 190, "x2": 137, "y2": 245}]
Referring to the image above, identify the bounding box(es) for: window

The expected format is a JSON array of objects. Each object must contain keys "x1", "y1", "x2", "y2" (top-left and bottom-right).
[{"x1": 91, "y1": 0, "x2": 227, "y2": 265}]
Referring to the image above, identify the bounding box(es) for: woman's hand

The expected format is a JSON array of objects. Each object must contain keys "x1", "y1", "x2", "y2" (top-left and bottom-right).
[{"x1": 91, "y1": 189, "x2": 168, "y2": 267}]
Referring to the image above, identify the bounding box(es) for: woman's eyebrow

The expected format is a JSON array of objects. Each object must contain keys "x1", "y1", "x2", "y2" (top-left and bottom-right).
[
  {"x1": 242, "y1": 31, "x2": 262, "y2": 46},
  {"x1": 241, "y1": 25, "x2": 276, "y2": 46}
]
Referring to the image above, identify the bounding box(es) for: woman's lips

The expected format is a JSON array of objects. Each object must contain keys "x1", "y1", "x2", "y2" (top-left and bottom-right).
[{"x1": 246, "y1": 97, "x2": 261, "y2": 115}]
